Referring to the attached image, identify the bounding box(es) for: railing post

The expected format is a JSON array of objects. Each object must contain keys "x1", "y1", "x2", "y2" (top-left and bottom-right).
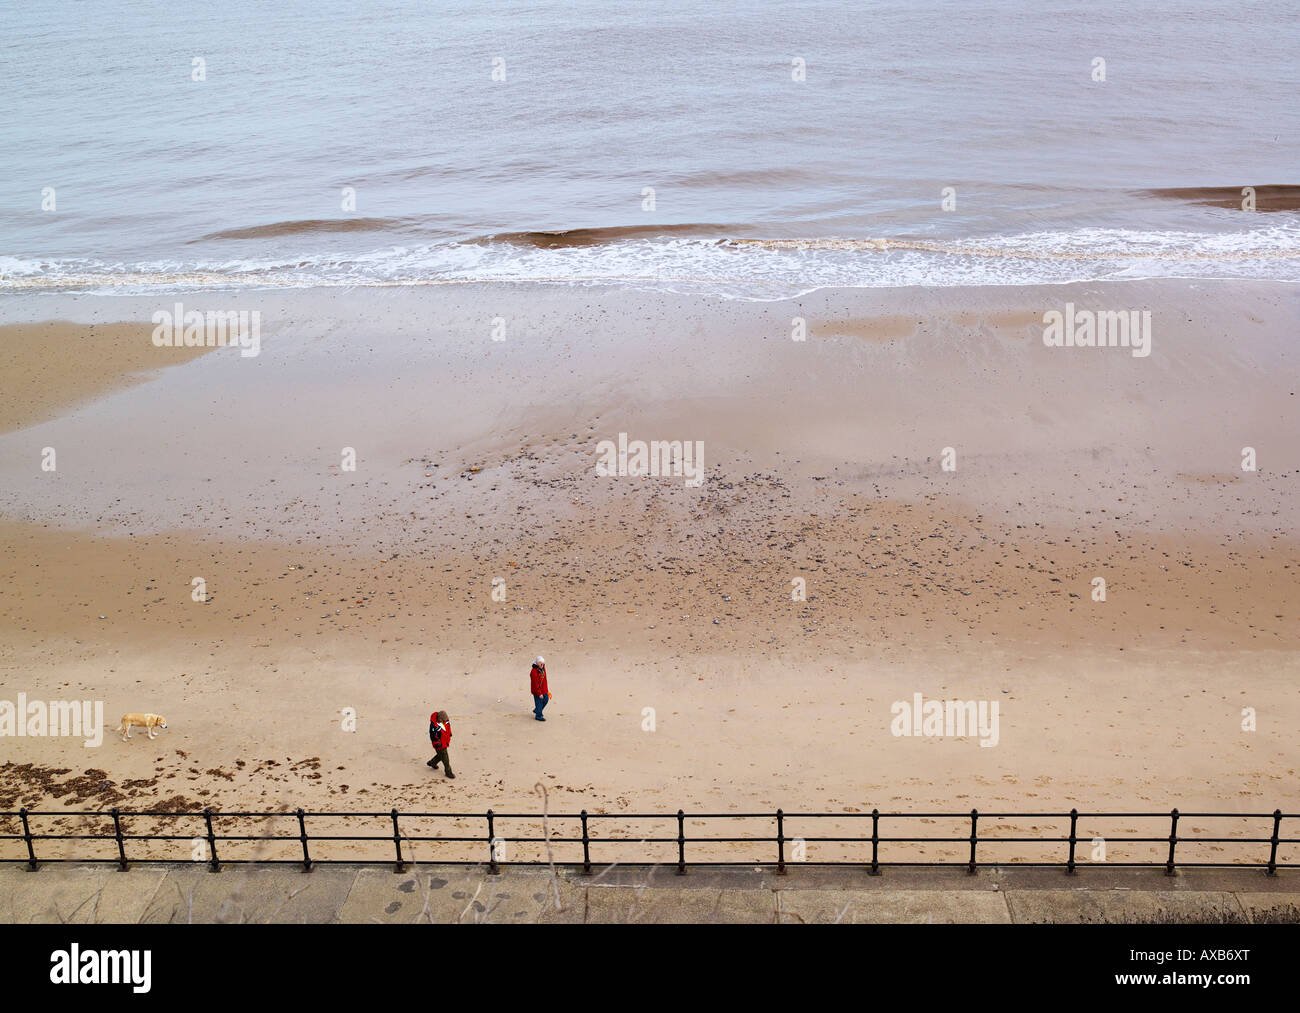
[
  {"x1": 1165, "y1": 808, "x2": 1179, "y2": 876},
  {"x1": 776, "y1": 809, "x2": 786, "y2": 875},
  {"x1": 390, "y1": 808, "x2": 406, "y2": 873},
  {"x1": 19, "y1": 808, "x2": 38, "y2": 870},
  {"x1": 1066, "y1": 809, "x2": 1079, "y2": 874},
  {"x1": 676, "y1": 810, "x2": 687, "y2": 875},
  {"x1": 111, "y1": 808, "x2": 128, "y2": 871},
  {"x1": 967, "y1": 809, "x2": 979, "y2": 875},
  {"x1": 203, "y1": 808, "x2": 220, "y2": 872},
  {"x1": 870, "y1": 809, "x2": 880, "y2": 875},
  {"x1": 296, "y1": 808, "x2": 312, "y2": 872},
  {"x1": 580, "y1": 810, "x2": 592, "y2": 876},
  {"x1": 486, "y1": 810, "x2": 499, "y2": 874},
  {"x1": 1266, "y1": 809, "x2": 1282, "y2": 876}
]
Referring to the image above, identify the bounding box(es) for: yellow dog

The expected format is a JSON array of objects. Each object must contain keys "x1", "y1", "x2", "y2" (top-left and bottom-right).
[{"x1": 116, "y1": 713, "x2": 167, "y2": 740}]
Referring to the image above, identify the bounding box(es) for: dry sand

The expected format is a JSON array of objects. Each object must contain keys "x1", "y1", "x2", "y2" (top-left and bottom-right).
[{"x1": 0, "y1": 280, "x2": 1295, "y2": 863}]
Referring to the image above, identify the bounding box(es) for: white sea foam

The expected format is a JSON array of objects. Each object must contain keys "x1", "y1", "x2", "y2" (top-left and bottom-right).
[{"x1": 2, "y1": 225, "x2": 1298, "y2": 300}]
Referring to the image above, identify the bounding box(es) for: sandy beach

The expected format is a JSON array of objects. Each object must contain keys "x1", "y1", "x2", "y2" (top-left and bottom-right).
[{"x1": 0, "y1": 279, "x2": 1295, "y2": 865}]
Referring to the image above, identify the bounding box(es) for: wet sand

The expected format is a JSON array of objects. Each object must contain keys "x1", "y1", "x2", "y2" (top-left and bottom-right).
[
  {"x1": 0, "y1": 319, "x2": 216, "y2": 434},
  {"x1": 1140, "y1": 184, "x2": 1300, "y2": 212}
]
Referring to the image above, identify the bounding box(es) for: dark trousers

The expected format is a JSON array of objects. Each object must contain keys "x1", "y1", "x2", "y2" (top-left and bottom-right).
[
  {"x1": 430, "y1": 748, "x2": 454, "y2": 776},
  {"x1": 533, "y1": 694, "x2": 549, "y2": 719}
]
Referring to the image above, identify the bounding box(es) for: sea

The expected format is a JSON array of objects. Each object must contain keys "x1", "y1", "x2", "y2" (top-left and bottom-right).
[{"x1": 1, "y1": 0, "x2": 1298, "y2": 299}]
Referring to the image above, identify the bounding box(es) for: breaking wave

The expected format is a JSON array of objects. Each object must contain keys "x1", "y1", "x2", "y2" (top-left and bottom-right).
[{"x1": 3, "y1": 222, "x2": 1299, "y2": 299}]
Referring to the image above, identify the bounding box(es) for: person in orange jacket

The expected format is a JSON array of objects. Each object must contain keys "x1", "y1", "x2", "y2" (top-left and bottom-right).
[
  {"x1": 530, "y1": 657, "x2": 551, "y2": 721},
  {"x1": 426, "y1": 709, "x2": 455, "y2": 777}
]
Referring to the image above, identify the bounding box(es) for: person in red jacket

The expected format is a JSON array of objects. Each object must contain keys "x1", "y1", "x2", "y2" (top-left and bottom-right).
[
  {"x1": 426, "y1": 709, "x2": 454, "y2": 777},
  {"x1": 530, "y1": 657, "x2": 551, "y2": 721}
]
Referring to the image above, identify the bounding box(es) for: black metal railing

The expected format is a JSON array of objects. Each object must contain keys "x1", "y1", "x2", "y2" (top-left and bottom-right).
[{"x1": 1, "y1": 807, "x2": 1294, "y2": 875}]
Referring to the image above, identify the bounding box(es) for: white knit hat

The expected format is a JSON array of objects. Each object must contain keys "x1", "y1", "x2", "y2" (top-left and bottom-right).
[{"x1": 534, "y1": 656, "x2": 545, "y2": 666}]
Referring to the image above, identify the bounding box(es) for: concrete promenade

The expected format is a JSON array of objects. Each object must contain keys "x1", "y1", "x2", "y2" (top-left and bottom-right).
[{"x1": 2, "y1": 863, "x2": 1297, "y2": 924}]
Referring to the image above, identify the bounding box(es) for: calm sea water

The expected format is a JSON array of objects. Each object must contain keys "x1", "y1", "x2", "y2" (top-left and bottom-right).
[{"x1": 1, "y1": 0, "x2": 1298, "y2": 297}]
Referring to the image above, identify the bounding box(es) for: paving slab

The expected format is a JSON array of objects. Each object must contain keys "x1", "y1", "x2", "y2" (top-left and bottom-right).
[
  {"x1": 0, "y1": 864, "x2": 169, "y2": 924},
  {"x1": 1004, "y1": 889, "x2": 1246, "y2": 924},
  {"x1": 583, "y1": 884, "x2": 778, "y2": 923},
  {"x1": 139, "y1": 865, "x2": 358, "y2": 924},
  {"x1": 338, "y1": 865, "x2": 584, "y2": 923},
  {"x1": 1234, "y1": 892, "x2": 1300, "y2": 924},
  {"x1": 584, "y1": 865, "x2": 766, "y2": 890},
  {"x1": 778, "y1": 888, "x2": 1012, "y2": 924}
]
